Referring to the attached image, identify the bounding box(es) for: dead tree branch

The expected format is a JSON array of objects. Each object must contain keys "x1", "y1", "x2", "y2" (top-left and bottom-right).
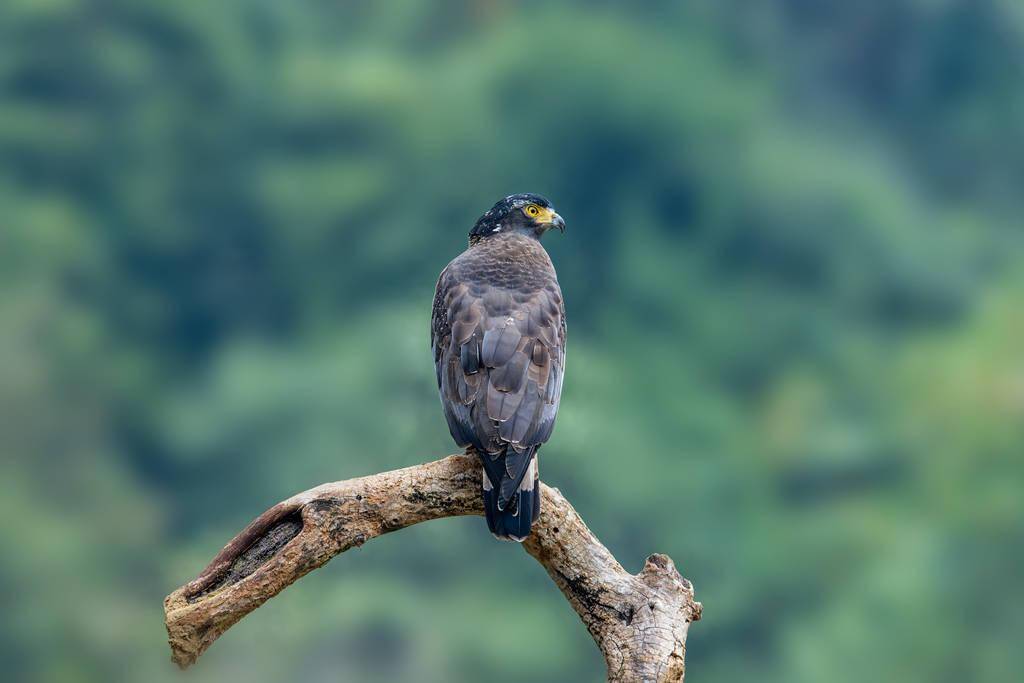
[{"x1": 164, "y1": 454, "x2": 701, "y2": 681}]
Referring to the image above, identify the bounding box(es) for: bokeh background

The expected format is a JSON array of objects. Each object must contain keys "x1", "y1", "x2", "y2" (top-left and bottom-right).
[{"x1": 2, "y1": 1, "x2": 1022, "y2": 681}]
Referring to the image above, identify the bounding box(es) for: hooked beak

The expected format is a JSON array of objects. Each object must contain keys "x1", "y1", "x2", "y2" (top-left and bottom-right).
[{"x1": 551, "y1": 212, "x2": 565, "y2": 233}]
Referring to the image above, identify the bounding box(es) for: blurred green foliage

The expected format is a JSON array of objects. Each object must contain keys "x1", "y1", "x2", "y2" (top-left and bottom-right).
[{"x1": 1, "y1": 1, "x2": 1022, "y2": 681}]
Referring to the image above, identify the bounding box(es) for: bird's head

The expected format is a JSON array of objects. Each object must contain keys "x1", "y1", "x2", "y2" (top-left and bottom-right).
[{"x1": 469, "y1": 193, "x2": 565, "y2": 244}]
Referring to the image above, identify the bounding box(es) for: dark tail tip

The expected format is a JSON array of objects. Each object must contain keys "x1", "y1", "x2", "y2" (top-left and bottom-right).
[{"x1": 483, "y1": 483, "x2": 538, "y2": 542}]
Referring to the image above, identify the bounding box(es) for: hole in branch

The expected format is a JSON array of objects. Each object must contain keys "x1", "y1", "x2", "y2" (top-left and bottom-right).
[{"x1": 189, "y1": 511, "x2": 303, "y2": 602}]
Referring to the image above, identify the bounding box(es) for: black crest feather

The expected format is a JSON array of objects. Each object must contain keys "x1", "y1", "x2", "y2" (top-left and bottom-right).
[{"x1": 469, "y1": 193, "x2": 552, "y2": 240}]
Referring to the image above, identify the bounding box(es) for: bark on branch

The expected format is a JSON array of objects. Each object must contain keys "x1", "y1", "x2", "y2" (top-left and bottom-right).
[{"x1": 164, "y1": 454, "x2": 701, "y2": 681}]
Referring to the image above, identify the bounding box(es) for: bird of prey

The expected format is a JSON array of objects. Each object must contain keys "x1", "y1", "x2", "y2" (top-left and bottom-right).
[{"x1": 431, "y1": 194, "x2": 566, "y2": 541}]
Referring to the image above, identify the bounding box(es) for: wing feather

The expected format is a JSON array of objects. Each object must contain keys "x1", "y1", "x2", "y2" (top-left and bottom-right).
[{"x1": 431, "y1": 250, "x2": 566, "y2": 498}]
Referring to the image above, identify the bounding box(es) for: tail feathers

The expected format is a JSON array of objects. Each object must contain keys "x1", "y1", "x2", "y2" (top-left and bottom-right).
[
  {"x1": 482, "y1": 456, "x2": 539, "y2": 542},
  {"x1": 497, "y1": 446, "x2": 534, "y2": 510}
]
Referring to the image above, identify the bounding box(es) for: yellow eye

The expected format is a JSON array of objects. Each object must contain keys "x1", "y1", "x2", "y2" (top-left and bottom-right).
[{"x1": 525, "y1": 204, "x2": 541, "y2": 217}]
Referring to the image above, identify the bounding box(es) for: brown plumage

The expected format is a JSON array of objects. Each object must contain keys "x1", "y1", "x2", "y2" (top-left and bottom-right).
[{"x1": 431, "y1": 193, "x2": 566, "y2": 540}]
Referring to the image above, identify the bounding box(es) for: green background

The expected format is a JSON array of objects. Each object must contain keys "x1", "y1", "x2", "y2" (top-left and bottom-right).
[{"x1": 1, "y1": 1, "x2": 1022, "y2": 681}]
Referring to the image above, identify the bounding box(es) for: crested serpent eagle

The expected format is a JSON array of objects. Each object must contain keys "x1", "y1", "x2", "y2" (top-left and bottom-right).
[{"x1": 431, "y1": 194, "x2": 566, "y2": 540}]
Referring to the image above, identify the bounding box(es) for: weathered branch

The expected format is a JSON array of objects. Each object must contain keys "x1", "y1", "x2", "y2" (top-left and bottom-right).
[{"x1": 164, "y1": 454, "x2": 701, "y2": 681}]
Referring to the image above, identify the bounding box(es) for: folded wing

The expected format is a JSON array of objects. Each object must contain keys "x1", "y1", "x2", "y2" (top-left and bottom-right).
[{"x1": 432, "y1": 267, "x2": 566, "y2": 508}]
